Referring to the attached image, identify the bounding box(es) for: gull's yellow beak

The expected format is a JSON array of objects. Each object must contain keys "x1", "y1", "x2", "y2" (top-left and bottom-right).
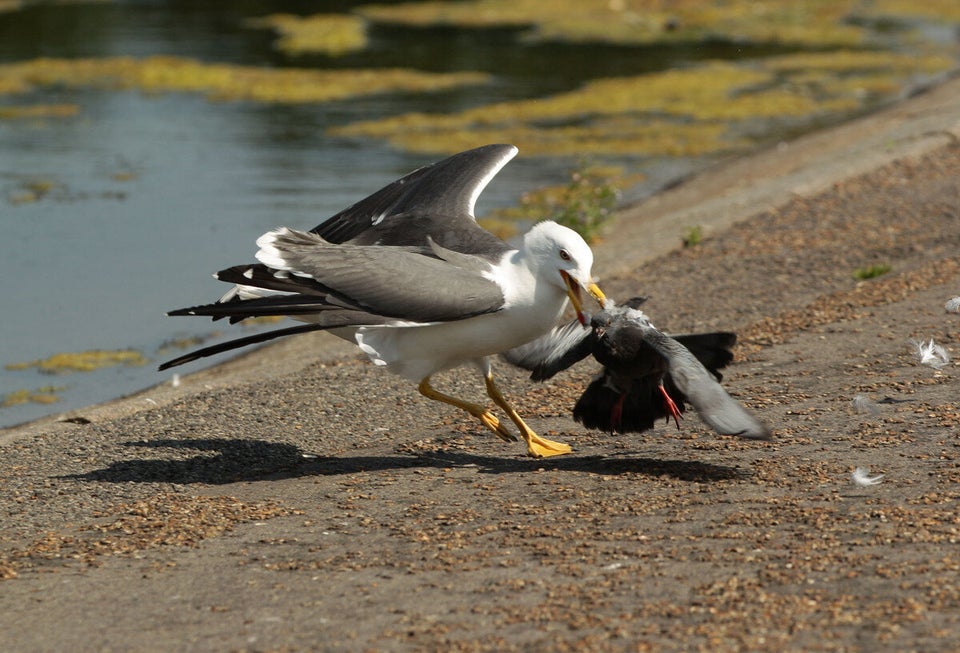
[{"x1": 561, "y1": 271, "x2": 607, "y2": 326}]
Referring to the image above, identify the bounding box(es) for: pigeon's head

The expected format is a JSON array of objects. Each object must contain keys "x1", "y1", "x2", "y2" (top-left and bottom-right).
[{"x1": 590, "y1": 297, "x2": 652, "y2": 340}]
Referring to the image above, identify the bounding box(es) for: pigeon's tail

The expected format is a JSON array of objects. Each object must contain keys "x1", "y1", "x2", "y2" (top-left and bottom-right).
[
  {"x1": 573, "y1": 373, "x2": 687, "y2": 434},
  {"x1": 672, "y1": 332, "x2": 737, "y2": 380}
]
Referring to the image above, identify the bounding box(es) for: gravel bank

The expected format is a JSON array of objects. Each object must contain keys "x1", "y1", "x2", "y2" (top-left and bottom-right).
[{"x1": 2, "y1": 75, "x2": 960, "y2": 652}]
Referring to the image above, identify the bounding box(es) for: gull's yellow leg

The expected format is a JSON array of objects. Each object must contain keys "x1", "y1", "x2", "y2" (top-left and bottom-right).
[
  {"x1": 418, "y1": 377, "x2": 517, "y2": 442},
  {"x1": 483, "y1": 371, "x2": 572, "y2": 458}
]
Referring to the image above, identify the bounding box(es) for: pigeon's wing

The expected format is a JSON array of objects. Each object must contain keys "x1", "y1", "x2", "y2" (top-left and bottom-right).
[
  {"x1": 501, "y1": 319, "x2": 594, "y2": 381},
  {"x1": 641, "y1": 326, "x2": 771, "y2": 440}
]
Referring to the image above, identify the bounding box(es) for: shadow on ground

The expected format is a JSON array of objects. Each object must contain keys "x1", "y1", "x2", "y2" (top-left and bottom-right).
[{"x1": 61, "y1": 437, "x2": 747, "y2": 485}]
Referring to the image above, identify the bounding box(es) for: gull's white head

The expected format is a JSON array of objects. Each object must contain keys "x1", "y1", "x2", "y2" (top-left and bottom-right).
[{"x1": 522, "y1": 221, "x2": 606, "y2": 324}]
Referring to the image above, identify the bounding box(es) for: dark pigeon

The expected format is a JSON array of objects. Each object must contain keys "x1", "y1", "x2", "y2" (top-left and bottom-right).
[{"x1": 504, "y1": 298, "x2": 771, "y2": 439}]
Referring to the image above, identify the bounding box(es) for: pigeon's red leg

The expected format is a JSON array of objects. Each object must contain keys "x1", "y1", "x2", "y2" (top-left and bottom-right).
[
  {"x1": 658, "y1": 381, "x2": 682, "y2": 429},
  {"x1": 610, "y1": 392, "x2": 627, "y2": 431}
]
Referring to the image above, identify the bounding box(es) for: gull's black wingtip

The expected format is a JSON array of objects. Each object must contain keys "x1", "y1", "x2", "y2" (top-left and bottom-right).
[
  {"x1": 157, "y1": 323, "x2": 329, "y2": 373},
  {"x1": 166, "y1": 306, "x2": 199, "y2": 317},
  {"x1": 158, "y1": 356, "x2": 191, "y2": 372}
]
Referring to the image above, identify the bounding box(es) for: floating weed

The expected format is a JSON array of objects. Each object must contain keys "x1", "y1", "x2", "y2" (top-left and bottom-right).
[
  {"x1": 331, "y1": 51, "x2": 952, "y2": 158},
  {"x1": 357, "y1": 0, "x2": 868, "y2": 48},
  {"x1": 6, "y1": 178, "x2": 64, "y2": 205},
  {"x1": 358, "y1": 0, "x2": 960, "y2": 47},
  {"x1": 247, "y1": 13, "x2": 367, "y2": 56},
  {"x1": 335, "y1": 118, "x2": 740, "y2": 158},
  {"x1": 861, "y1": 0, "x2": 960, "y2": 21},
  {"x1": 0, "y1": 386, "x2": 66, "y2": 408},
  {"x1": 762, "y1": 49, "x2": 954, "y2": 74},
  {"x1": 157, "y1": 332, "x2": 222, "y2": 354},
  {"x1": 854, "y1": 264, "x2": 892, "y2": 280},
  {"x1": 6, "y1": 350, "x2": 149, "y2": 374},
  {"x1": 0, "y1": 103, "x2": 80, "y2": 120},
  {"x1": 0, "y1": 56, "x2": 489, "y2": 104}
]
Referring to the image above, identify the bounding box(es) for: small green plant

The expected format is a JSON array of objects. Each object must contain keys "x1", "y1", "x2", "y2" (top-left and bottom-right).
[
  {"x1": 682, "y1": 225, "x2": 703, "y2": 248},
  {"x1": 853, "y1": 264, "x2": 892, "y2": 280},
  {"x1": 485, "y1": 162, "x2": 624, "y2": 243},
  {"x1": 550, "y1": 167, "x2": 619, "y2": 243}
]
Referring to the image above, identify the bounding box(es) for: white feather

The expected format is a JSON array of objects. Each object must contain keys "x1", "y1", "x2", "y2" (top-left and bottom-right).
[
  {"x1": 851, "y1": 394, "x2": 880, "y2": 416},
  {"x1": 909, "y1": 338, "x2": 951, "y2": 369},
  {"x1": 852, "y1": 467, "x2": 884, "y2": 486}
]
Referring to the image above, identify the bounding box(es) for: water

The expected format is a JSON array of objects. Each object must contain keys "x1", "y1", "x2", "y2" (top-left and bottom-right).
[
  {"x1": 0, "y1": 1, "x2": 677, "y2": 427},
  {"x1": 0, "y1": 1, "x2": 953, "y2": 427}
]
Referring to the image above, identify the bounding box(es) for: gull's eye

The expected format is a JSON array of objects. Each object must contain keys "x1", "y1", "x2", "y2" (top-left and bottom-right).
[{"x1": 559, "y1": 248, "x2": 571, "y2": 261}]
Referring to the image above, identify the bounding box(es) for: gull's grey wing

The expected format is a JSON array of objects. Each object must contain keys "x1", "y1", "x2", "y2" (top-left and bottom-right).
[
  {"x1": 501, "y1": 319, "x2": 594, "y2": 381},
  {"x1": 170, "y1": 227, "x2": 507, "y2": 326},
  {"x1": 310, "y1": 144, "x2": 518, "y2": 247},
  {"x1": 639, "y1": 326, "x2": 771, "y2": 440},
  {"x1": 257, "y1": 228, "x2": 506, "y2": 323}
]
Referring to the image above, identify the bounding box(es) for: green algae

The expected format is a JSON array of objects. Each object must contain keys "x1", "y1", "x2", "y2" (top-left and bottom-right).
[
  {"x1": 357, "y1": 0, "x2": 868, "y2": 48},
  {"x1": 0, "y1": 56, "x2": 489, "y2": 104},
  {"x1": 0, "y1": 386, "x2": 66, "y2": 408},
  {"x1": 6, "y1": 178, "x2": 63, "y2": 205},
  {"x1": 6, "y1": 349, "x2": 149, "y2": 374},
  {"x1": 358, "y1": 0, "x2": 960, "y2": 48},
  {"x1": 331, "y1": 51, "x2": 954, "y2": 157},
  {"x1": 247, "y1": 13, "x2": 368, "y2": 57},
  {"x1": 762, "y1": 50, "x2": 954, "y2": 74},
  {"x1": 865, "y1": 0, "x2": 960, "y2": 21},
  {"x1": 0, "y1": 103, "x2": 79, "y2": 120}
]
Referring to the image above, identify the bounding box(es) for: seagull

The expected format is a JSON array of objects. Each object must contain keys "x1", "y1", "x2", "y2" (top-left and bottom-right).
[
  {"x1": 160, "y1": 144, "x2": 606, "y2": 458},
  {"x1": 504, "y1": 298, "x2": 771, "y2": 439}
]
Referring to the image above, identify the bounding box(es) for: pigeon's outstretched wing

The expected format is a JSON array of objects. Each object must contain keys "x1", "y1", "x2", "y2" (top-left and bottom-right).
[
  {"x1": 629, "y1": 324, "x2": 770, "y2": 439},
  {"x1": 501, "y1": 319, "x2": 594, "y2": 381},
  {"x1": 502, "y1": 297, "x2": 649, "y2": 380}
]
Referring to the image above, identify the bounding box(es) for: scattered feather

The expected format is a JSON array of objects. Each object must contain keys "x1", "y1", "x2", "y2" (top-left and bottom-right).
[
  {"x1": 171, "y1": 373, "x2": 181, "y2": 388},
  {"x1": 946, "y1": 297, "x2": 960, "y2": 313},
  {"x1": 909, "y1": 338, "x2": 951, "y2": 369},
  {"x1": 852, "y1": 467, "x2": 884, "y2": 486},
  {"x1": 851, "y1": 394, "x2": 880, "y2": 416}
]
